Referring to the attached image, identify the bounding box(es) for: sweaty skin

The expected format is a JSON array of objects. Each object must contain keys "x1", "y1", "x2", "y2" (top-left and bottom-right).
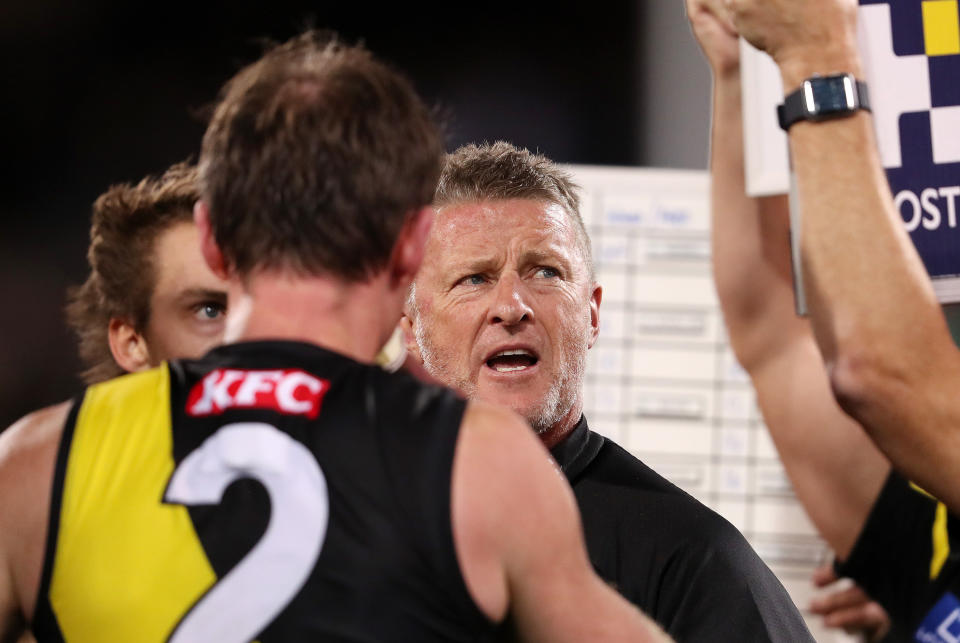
[{"x1": 405, "y1": 199, "x2": 600, "y2": 447}]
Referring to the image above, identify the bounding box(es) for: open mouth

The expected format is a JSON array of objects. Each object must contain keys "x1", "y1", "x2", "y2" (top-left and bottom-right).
[{"x1": 485, "y1": 349, "x2": 539, "y2": 373}]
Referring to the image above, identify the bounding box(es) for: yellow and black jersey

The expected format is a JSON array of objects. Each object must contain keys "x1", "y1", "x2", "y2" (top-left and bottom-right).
[
  {"x1": 836, "y1": 471, "x2": 960, "y2": 642},
  {"x1": 32, "y1": 340, "x2": 497, "y2": 643}
]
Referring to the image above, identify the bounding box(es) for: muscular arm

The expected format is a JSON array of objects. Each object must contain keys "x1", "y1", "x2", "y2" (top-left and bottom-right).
[
  {"x1": 727, "y1": 0, "x2": 960, "y2": 513},
  {"x1": 0, "y1": 403, "x2": 68, "y2": 642},
  {"x1": 452, "y1": 402, "x2": 669, "y2": 642},
  {"x1": 0, "y1": 531, "x2": 21, "y2": 643},
  {"x1": 689, "y1": 0, "x2": 888, "y2": 558}
]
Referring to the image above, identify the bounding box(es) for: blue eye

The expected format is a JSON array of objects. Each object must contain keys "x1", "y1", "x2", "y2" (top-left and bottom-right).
[
  {"x1": 195, "y1": 303, "x2": 225, "y2": 321},
  {"x1": 460, "y1": 274, "x2": 486, "y2": 286},
  {"x1": 536, "y1": 267, "x2": 559, "y2": 279}
]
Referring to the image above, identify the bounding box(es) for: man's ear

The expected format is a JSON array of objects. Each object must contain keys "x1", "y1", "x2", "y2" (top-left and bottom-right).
[
  {"x1": 398, "y1": 313, "x2": 423, "y2": 364},
  {"x1": 587, "y1": 284, "x2": 602, "y2": 349},
  {"x1": 107, "y1": 318, "x2": 151, "y2": 373},
  {"x1": 390, "y1": 207, "x2": 435, "y2": 286},
  {"x1": 194, "y1": 200, "x2": 229, "y2": 280}
]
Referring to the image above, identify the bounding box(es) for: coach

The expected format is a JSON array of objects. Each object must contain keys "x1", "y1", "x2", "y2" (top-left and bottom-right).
[{"x1": 402, "y1": 141, "x2": 813, "y2": 642}]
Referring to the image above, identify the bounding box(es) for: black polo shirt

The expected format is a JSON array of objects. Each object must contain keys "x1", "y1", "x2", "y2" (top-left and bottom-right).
[{"x1": 550, "y1": 416, "x2": 813, "y2": 642}]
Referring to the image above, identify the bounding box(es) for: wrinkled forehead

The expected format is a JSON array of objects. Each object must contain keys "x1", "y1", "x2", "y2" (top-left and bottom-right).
[{"x1": 428, "y1": 199, "x2": 583, "y2": 261}]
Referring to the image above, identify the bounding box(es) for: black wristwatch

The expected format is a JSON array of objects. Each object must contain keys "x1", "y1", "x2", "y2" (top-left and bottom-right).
[{"x1": 777, "y1": 73, "x2": 871, "y2": 131}]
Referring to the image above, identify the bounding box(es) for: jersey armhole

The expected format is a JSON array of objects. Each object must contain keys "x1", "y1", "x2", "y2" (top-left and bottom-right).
[
  {"x1": 30, "y1": 395, "x2": 83, "y2": 642},
  {"x1": 438, "y1": 402, "x2": 505, "y2": 634},
  {"x1": 374, "y1": 374, "x2": 501, "y2": 635}
]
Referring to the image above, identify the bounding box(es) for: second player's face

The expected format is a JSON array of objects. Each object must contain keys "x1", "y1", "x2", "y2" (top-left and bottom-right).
[
  {"x1": 143, "y1": 221, "x2": 228, "y2": 364},
  {"x1": 410, "y1": 199, "x2": 600, "y2": 442}
]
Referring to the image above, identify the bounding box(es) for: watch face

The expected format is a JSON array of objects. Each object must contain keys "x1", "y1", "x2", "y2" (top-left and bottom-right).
[
  {"x1": 779, "y1": 73, "x2": 867, "y2": 130},
  {"x1": 803, "y1": 75, "x2": 858, "y2": 118}
]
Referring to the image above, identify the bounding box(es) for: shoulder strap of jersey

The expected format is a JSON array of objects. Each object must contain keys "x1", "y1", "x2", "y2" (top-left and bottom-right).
[
  {"x1": 372, "y1": 375, "x2": 500, "y2": 633},
  {"x1": 31, "y1": 366, "x2": 198, "y2": 642},
  {"x1": 31, "y1": 395, "x2": 82, "y2": 642}
]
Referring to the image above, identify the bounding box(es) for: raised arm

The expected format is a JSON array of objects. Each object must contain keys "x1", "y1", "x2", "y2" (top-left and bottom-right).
[
  {"x1": 453, "y1": 402, "x2": 670, "y2": 642},
  {"x1": 727, "y1": 0, "x2": 960, "y2": 514},
  {"x1": 687, "y1": 0, "x2": 889, "y2": 557}
]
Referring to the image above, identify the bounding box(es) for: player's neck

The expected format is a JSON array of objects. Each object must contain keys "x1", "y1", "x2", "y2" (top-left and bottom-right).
[{"x1": 223, "y1": 271, "x2": 399, "y2": 364}]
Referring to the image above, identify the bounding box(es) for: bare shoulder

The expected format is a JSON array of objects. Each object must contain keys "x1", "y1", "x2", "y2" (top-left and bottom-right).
[
  {"x1": 0, "y1": 401, "x2": 70, "y2": 485},
  {"x1": 0, "y1": 401, "x2": 71, "y2": 623},
  {"x1": 457, "y1": 400, "x2": 569, "y2": 499},
  {"x1": 454, "y1": 399, "x2": 581, "y2": 554},
  {"x1": 460, "y1": 400, "x2": 547, "y2": 455},
  {"x1": 0, "y1": 399, "x2": 71, "y2": 535},
  {"x1": 452, "y1": 401, "x2": 574, "y2": 621},
  {"x1": 460, "y1": 399, "x2": 525, "y2": 434}
]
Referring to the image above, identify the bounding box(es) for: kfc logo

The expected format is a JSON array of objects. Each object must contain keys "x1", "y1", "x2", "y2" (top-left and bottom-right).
[{"x1": 187, "y1": 369, "x2": 329, "y2": 419}]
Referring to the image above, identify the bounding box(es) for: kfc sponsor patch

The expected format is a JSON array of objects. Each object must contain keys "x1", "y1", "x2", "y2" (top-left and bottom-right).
[{"x1": 187, "y1": 369, "x2": 329, "y2": 419}]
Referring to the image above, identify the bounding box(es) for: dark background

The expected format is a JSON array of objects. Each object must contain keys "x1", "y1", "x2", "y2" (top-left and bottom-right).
[{"x1": 0, "y1": 1, "x2": 657, "y2": 429}]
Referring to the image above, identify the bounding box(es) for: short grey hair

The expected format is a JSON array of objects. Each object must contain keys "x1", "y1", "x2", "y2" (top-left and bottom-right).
[{"x1": 434, "y1": 141, "x2": 594, "y2": 278}]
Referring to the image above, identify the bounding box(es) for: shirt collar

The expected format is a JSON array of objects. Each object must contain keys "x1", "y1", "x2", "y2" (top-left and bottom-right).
[{"x1": 548, "y1": 415, "x2": 604, "y2": 483}]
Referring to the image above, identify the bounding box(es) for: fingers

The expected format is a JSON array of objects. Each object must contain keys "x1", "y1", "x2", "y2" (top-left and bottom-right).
[
  {"x1": 824, "y1": 604, "x2": 882, "y2": 629},
  {"x1": 810, "y1": 584, "x2": 891, "y2": 640},
  {"x1": 810, "y1": 585, "x2": 873, "y2": 615},
  {"x1": 810, "y1": 567, "x2": 891, "y2": 640},
  {"x1": 811, "y1": 563, "x2": 838, "y2": 587},
  {"x1": 686, "y1": 0, "x2": 741, "y2": 73},
  {"x1": 860, "y1": 602, "x2": 893, "y2": 642},
  {"x1": 723, "y1": 0, "x2": 860, "y2": 61},
  {"x1": 822, "y1": 602, "x2": 890, "y2": 638}
]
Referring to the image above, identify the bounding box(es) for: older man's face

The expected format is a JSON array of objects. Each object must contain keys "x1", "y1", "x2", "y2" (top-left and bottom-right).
[{"x1": 406, "y1": 199, "x2": 600, "y2": 444}]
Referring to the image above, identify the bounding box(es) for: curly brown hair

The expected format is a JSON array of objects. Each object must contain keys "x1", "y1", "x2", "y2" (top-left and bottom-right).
[
  {"x1": 199, "y1": 30, "x2": 444, "y2": 282},
  {"x1": 65, "y1": 163, "x2": 199, "y2": 384}
]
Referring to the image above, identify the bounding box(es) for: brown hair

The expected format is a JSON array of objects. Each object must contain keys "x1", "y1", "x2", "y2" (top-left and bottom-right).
[
  {"x1": 199, "y1": 30, "x2": 444, "y2": 281},
  {"x1": 66, "y1": 162, "x2": 199, "y2": 384},
  {"x1": 435, "y1": 141, "x2": 593, "y2": 276}
]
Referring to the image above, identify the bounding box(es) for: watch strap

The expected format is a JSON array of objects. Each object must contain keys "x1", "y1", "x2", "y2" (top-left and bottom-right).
[{"x1": 777, "y1": 74, "x2": 871, "y2": 131}]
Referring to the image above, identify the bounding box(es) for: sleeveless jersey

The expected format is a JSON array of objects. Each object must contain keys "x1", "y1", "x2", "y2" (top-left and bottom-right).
[{"x1": 32, "y1": 340, "x2": 498, "y2": 642}]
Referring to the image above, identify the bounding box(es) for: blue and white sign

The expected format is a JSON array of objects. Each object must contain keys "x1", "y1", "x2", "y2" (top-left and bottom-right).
[
  {"x1": 742, "y1": 0, "x2": 960, "y2": 300},
  {"x1": 916, "y1": 591, "x2": 960, "y2": 642}
]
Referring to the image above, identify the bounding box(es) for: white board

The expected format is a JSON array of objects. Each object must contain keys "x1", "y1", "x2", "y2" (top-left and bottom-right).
[{"x1": 571, "y1": 164, "x2": 855, "y2": 642}]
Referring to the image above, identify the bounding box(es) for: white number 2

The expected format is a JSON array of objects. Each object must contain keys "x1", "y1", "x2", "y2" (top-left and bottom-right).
[{"x1": 164, "y1": 422, "x2": 329, "y2": 642}]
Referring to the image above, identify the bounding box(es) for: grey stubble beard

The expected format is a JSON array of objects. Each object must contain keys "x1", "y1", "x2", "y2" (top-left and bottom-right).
[{"x1": 413, "y1": 314, "x2": 589, "y2": 436}]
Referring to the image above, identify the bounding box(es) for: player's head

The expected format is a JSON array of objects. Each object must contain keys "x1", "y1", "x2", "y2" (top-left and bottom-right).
[
  {"x1": 403, "y1": 142, "x2": 600, "y2": 440},
  {"x1": 196, "y1": 30, "x2": 442, "y2": 297},
  {"x1": 66, "y1": 163, "x2": 228, "y2": 384}
]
